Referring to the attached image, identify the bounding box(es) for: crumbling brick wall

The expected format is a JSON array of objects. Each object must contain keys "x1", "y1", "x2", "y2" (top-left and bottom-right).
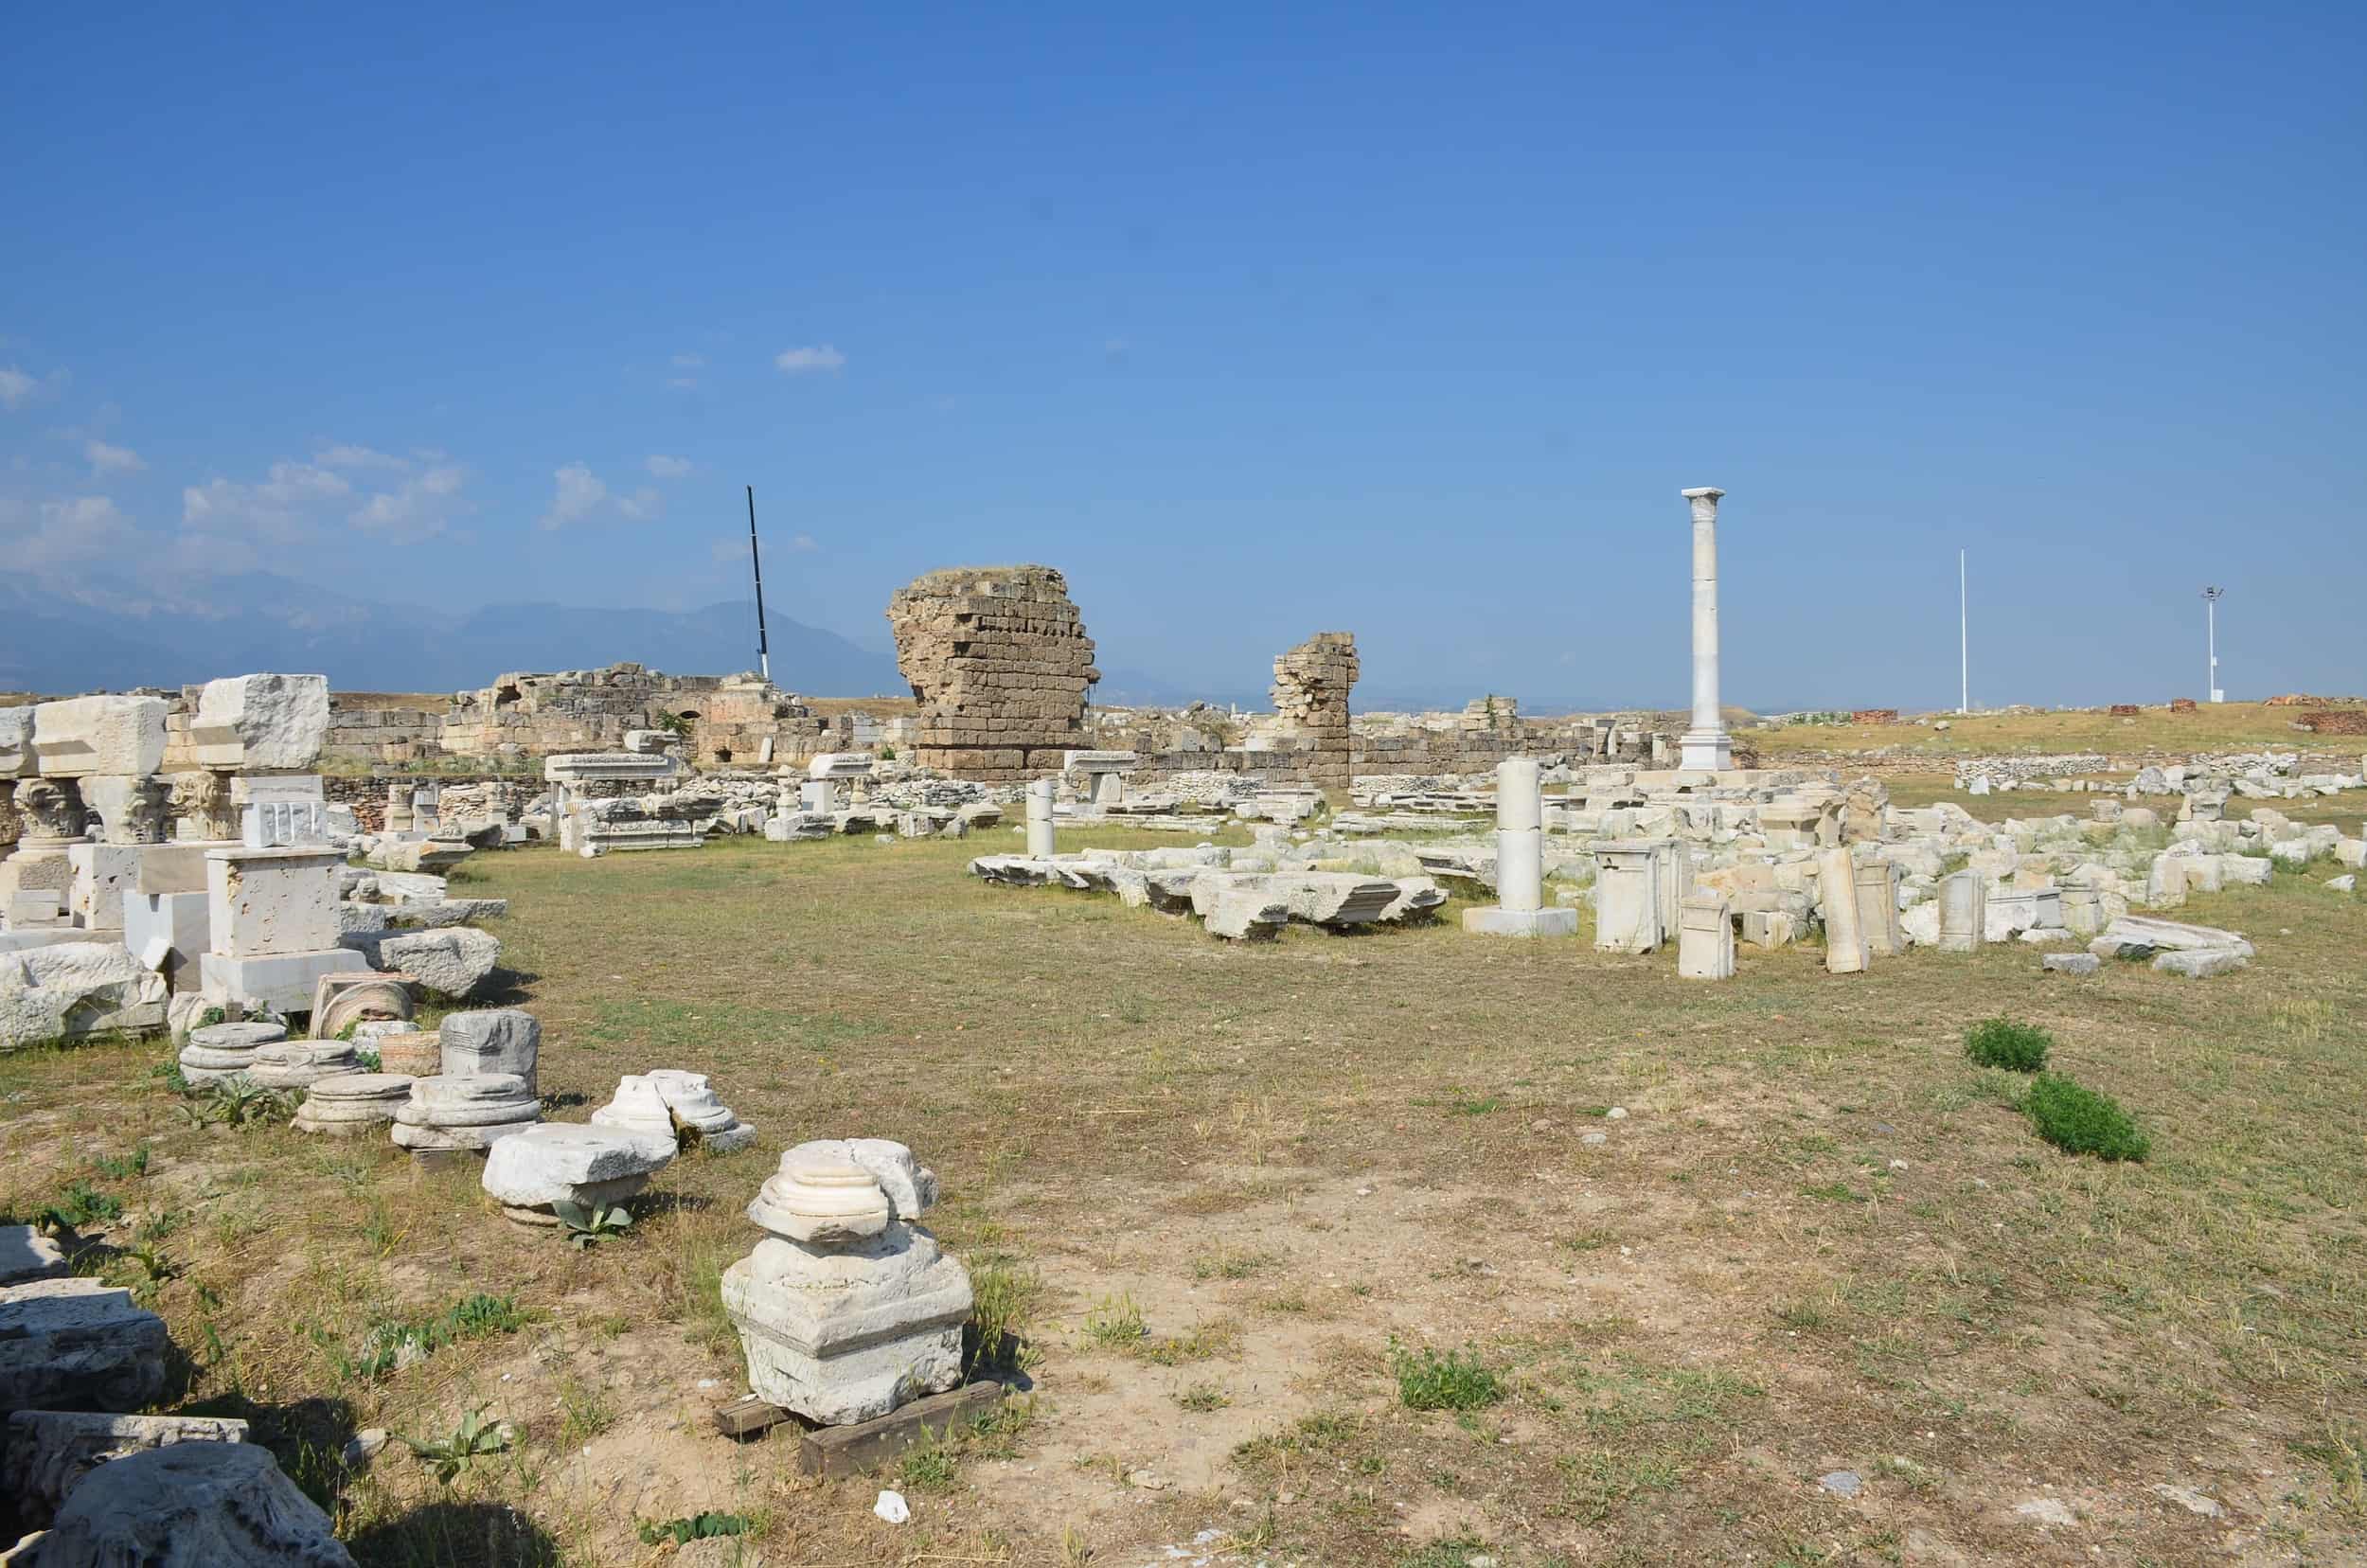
[
  {"x1": 1271, "y1": 633, "x2": 1359, "y2": 793},
  {"x1": 886, "y1": 565, "x2": 1099, "y2": 781}
]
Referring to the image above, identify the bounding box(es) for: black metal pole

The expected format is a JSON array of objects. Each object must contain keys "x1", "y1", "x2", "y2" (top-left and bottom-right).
[{"x1": 746, "y1": 485, "x2": 771, "y2": 683}]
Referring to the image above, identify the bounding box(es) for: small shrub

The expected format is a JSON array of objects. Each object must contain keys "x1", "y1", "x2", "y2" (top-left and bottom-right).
[
  {"x1": 35, "y1": 1181, "x2": 124, "y2": 1232},
  {"x1": 89, "y1": 1148, "x2": 151, "y2": 1181},
  {"x1": 1389, "y1": 1339, "x2": 1505, "y2": 1411},
  {"x1": 965, "y1": 1258, "x2": 1043, "y2": 1378},
  {"x1": 398, "y1": 1406, "x2": 510, "y2": 1485},
  {"x1": 2026, "y1": 1074, "x2": 2149, "y2": 1161},
  {"x1": 1965, "y1": 1017, "x2": 2052, "y2": 1073},
  {"x1": 636, "y1": 1513, "x2": 751, "y2": 1546},
  {"x1": 551, "y1": 1200, "x2": 632, "y2": 1250}
]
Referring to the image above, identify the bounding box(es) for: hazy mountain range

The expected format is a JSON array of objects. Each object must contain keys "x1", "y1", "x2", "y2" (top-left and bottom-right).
[{"x1": 0, "y1": 568, "x2": 906, "y2": 698}]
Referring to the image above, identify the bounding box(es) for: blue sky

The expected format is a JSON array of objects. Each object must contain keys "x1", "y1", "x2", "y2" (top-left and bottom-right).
[{"x1": 5, "y1": 2, "x2": 2361, "y2": 710}]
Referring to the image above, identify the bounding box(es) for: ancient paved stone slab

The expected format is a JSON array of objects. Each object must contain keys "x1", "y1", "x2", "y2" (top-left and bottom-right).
[
  {"x1": 2153, "y1": 948, "x2": 2251, "y2": 977},
  {"x1": 0, "y1": 1277, "x2": 170, "y2": 1415},
  {"x1": 35, "y1": 1439, "x2": 353, "y2": 1565}
]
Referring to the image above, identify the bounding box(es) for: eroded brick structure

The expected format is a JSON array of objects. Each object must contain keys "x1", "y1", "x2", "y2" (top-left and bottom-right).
[
  {"x1": 886, "y1": 566, "x2": 1099, "y2": 781},
  {"x1": 1271, "y1": 633, "x2": 1359, "y2": 793}
]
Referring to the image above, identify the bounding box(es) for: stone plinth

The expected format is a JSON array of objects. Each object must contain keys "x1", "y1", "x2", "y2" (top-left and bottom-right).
[
  {"x1": 1938, "y1": 870, "x2": 1986, "y2": 953},
  {"x1": 291, "y1": 1073, "x2": 413, "y2": 1136},
  {"x1": 1854, "y1": 858, "x2": 1903, "y2": 958},
  {"x1": 1820, "y1": 847, "x2": 1868, "y2": 973},
  {"x1": 888, "y1": 565, "x2": 1099, "y2": 780},
  {"x1": 1592, "y1": 839, "x2": 1680, "y2": 953},
  {"x1": 199, "y1": 948, "x2": 367, "y2": 1015},
  {"x1": 205, "y1": 846, "x2": 342, "y2": 958},
  {"x1": 179, "y1": 1020, "x2": 288, "y2": 1086},
  {"x1": 391, "y1": 1072, "x2": 541, "y2": 1152},
  {"x1": 721, "y1": 1141, "x2": 973, "y2": 1426},
  {"x1": 1677, "y1": 890, "x2": 1735, "y2": 979}
]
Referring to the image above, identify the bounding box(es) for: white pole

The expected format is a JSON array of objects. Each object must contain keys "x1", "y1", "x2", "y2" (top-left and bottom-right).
[{"x1": 1958, "y1": 548, "x2": 1968, "y2": 714}]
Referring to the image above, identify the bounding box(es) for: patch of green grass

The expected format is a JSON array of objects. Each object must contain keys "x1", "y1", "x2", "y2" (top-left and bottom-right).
[
  {"x1": 1084, "y1": 1292, "x2": 1147, "y2": 1349},
  {"x1": 34, "y1": 1180, "x2": 124, "y2": 1231},
  {"x1": 87, "y1": 1147, "x2": 151, "y2": 1181},
  {"x1": 1397, "y1": 1536, "x2": 1493, "y2": 1568},
  {"x1": 331, "y1": 1292, "x2": 534, "y2": 1381},
  {"x1": 965, "y1": 1257, "x2": 1044, "y2": 1378},
  {"x1": 1175, "y1": 1381, "x2": 1232, "y2": 1412},
  {"x1": 1391, "y1": 1339, "x2": 1506, "y2": 1411},
  {"x1": 1798, "y1": 1182, "x2": 1863, "y2": 1204},
  {"x1": 2026, "y1": 1073, "x2": 2150, "y2": 1161},
  {"x1": 1964, "y1": 1017, "x2": 2053, "y2": 1073}
]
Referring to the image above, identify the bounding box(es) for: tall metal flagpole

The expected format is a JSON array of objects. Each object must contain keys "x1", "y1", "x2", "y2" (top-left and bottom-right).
[
  {"x1": 1959, "y1": 548, "x2": 1968, "y2": 715},
  {"x1": 746, "y1": 486, "x2": 771, "y2": 684},
  {"x1": 2203, "y1": 586, "x2": 2224, "y2": 702}
]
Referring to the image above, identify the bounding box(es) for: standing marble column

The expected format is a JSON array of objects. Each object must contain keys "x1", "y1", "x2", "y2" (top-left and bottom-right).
[
  {"x1": 1463, "y1": 757, "x2": 1575, "y2": 936},
  {"x1": 1024, "y1": 778, "x2": 1057, "y2": 858},
  {"x1": 1679, "y1": 487, "x2": 1733, "y2": 772}
]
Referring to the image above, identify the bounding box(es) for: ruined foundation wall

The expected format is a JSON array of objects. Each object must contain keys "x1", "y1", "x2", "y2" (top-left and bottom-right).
[{"x1": 887, "y1": 565, "x2": 1098, "y2": 782}]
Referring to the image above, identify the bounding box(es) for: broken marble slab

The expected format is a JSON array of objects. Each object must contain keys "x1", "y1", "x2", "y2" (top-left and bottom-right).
[
  {"x1": 2088, "y1": 916, "x2": 2255, "y2": 962},
  {"x1": 342, "y1": 926, "x2": 500, "y2": 1000},
  {"x1": 0, "y1": 1226, "x2": 68, "y2": 1287},
  {"x1": 33, "y1": 1439, "x2": 352, "y2": 1566},
  {"x1": 480, "y1": 1124, "x2": 673, "y2": 1224},
  {"x1": 0, "y1": 1278, "x2": 170, "y2": 1415},
  {"x1": 2, "y1": 1410, "x2": 250, "y2": 1525}
]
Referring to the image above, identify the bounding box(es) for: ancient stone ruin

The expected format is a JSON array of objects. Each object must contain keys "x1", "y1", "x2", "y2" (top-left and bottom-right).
[
  {"x1": 1269, "y1": 633, "x2": 1360, "y2": 793},
  {"x1": 886, "y1": 565, "x2": 1100, "y2": 781}
]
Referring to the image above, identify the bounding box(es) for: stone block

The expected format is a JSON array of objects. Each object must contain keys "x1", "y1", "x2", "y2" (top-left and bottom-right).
[
  {"x1": 30, "y1": 696, "x2": 167, "y2": 778},
  {"x1": 1462, "y1": 906, "x2": 1577, "y2": 937},
  {"x1": 1, "y1": 1409, "x2": 250, "y2": 1525},
  {"x1": 198, "y1": 948, "x2": 367, "y2": 1015},
  {"x1": 348, "y1": 926, "x2": 501, "y2": 999},
  {"x1": 0, "y1": 1225, "x2": 68, "y2": 1286},
  {"x1": 0, "y1": 706, "x2": 28, "y2": 776},
  {"x1": 189, "y1": 673, "x2": 330, "y2": 772},
  {"x1": 65, "y1": 842, "x2": 143, "y2": 931},
  {"x1": 205, "y1": 847, "x2": 342, "y2": 958},
  {"x1": 439, "y1": 1008, "x2": 540, "y2": 1096},
  {"x1": 481, "y1": 1124, "x2": 671, "y2": 1218},
  {"x1": 125, "y1": 888, "x2": 210, "y2": 991},
  {"x1": 2042, "y1": 952, "x2": 2102, "y2": 976},
  {"x1": 0, "y1": 1277, "x2": 169, "y2": 1414},
  {"x1": 35, "y1": 1440, "x2": 352, "y2": 1565},
  {"x1": 231, "y1": 775, "x2": 329, "y2": 849},
  {"x1": 1678, "y1": 890, "x2": 1735, "y2": 979},
  {"x1": 2153, "y1": 948, "x2": 2250, "y2": 977}
]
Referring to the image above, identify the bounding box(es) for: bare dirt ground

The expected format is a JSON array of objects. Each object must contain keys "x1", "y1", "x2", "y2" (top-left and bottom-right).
[{"x1": 3, "y1": 779, "x2": 2362, "y2": 1566}]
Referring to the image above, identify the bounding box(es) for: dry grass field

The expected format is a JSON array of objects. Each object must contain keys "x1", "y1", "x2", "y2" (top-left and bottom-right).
[
  {"x1": 4, "y1": 794, "x2": 2364, "y2": 1566},
  {"x1": 1745, "y1": 703, "x2": 2362, "y2": 763}
]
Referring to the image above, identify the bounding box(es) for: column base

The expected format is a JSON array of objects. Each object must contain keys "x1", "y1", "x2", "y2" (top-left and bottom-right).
[
  {"x1": 1462, "y1": 907, "x2": 1577, "y2": 938},
  {"x1": 1679, "y1": 730, "x2": 1733, "y2": 772}
]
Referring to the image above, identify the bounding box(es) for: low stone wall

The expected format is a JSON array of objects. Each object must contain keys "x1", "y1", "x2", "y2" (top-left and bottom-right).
[{"x1": 2299, "y1": 710, "x2": 2367, "y2": 736}]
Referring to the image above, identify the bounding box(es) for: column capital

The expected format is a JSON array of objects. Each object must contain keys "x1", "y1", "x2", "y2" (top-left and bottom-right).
[{"x1": 1680, "y1": 486, "x2": 1725, "y2": 503}]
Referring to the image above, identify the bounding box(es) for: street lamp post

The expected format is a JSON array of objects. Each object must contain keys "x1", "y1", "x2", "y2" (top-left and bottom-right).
[{"x1": 2202, "y1": 587, "x2": 2225, "y2": 703}]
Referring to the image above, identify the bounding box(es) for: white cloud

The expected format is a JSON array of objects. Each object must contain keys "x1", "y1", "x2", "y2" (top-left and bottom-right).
[
  {"x1": 0, "y1": 367, "x2": 37, "y2": 409},
  {"x1": 349, "y1": 462, "x2": 470, "y2": 543},
  {"x1": 646, "y1": 454, "x2": 693, "y2": 479},
  {"x1": 671, "y1": 352, "x2": 705, "y2": 370},
  {"x1": 790, "y1": 533, "x2": 818, "y2": 552},
  {"x1": 182, "y1": 460, "x2": 351, "y2": 543},
  {"x1": 0, "y1": 495, "x2": 139, "y2": 570},
  {"x1": 665, "y1": 376, "x2": 700, "y2": 392},
  {"x1": 539, "y1": 463, "x2": 609, "y2": 529},
  {"x1": 615, "y1": 486, "x2": 665, "y2": 522},
  {"x1": 774, "y1": 345, "x2": 846, "y2": 374},
  {"x1": 315, "y1": 443, "x2": 407, "y2": 470},
  {"x1": 85, "y1": 439, "x2": 145, "y2": 474}
]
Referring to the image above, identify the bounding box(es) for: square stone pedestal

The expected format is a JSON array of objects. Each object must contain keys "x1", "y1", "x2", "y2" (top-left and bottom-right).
[
  {"x1": 200, "y1": 949, "x2": 368, "y2": 1014},
  {"x1": 1461, "y1": 907, "x2": 1578, "y2": 937},
  {"x1": 205, "y1": 846, "x2": 342, "y2": 957}
]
